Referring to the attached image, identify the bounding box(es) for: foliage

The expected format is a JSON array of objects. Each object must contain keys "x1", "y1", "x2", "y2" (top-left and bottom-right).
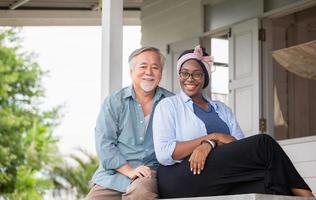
[
  {"x1": 51, "y1": 149, "x2": 99, "y2": 199},
  {"x1": 0, "y1": 27, "x2": 61, "y2": 199}
]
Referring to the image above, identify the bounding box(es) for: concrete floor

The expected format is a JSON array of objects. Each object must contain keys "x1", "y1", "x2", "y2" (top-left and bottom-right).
[{"x1": 162, "y1": 193, "x2": 316, "y2": 200}]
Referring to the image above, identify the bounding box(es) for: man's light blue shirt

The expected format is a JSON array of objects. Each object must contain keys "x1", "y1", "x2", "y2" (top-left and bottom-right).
[
  {"x1": 92, "y1": 86, "x2": 173, "y2": 192},
  {"x1": 153, "y1": 91, "x2": 244, "y2": 166}
]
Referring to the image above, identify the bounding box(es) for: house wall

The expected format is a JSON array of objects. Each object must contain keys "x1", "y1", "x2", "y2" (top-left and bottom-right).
[
  {"x1": 270, "y1": 6, "x2": 316, "y2": 140},
  {"x1": 141, "y1": 0, "x2": 203, "y2": 89},
  {"x1": 141, "y1": 0, "x2": 316, "y2": 193},
  {"x1": 141, "y1": 0, "x2": 203, "y2": 49},
  {"x1": 204, "y1": 0, "x2": 313, "y2": 32},
  {"x1": 140, "y1": 0, "x2": 311, "y2": 89},
  {"x1": 264, "y1": 0, "x2": 304, "y2": 12},
  {"x1": 264, "y1": 0, "x2": 313, "y2": 12},
  {"x1": 269, "y1": 8, "x2": 316, "y2": 193},
  {"x1": 204, "y1": 0, "x2": 263, "y2": 32}
]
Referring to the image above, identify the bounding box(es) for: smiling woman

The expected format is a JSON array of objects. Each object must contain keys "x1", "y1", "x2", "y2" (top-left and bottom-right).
[{"x1": 153, "y1": 45, "x2": 314, "y2": 198}]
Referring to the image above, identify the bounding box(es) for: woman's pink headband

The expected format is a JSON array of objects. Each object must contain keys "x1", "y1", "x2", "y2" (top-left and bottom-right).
[{"x1": 176, "y1": 45, "x2": 214, "y2": 77}]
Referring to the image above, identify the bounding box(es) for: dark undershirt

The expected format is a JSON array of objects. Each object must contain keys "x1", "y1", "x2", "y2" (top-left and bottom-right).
[{"x1": 193, "y1": 102, "x2": 230, "y2": 135}]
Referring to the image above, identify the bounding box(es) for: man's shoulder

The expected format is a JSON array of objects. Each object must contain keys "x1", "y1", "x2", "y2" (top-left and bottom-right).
[
  {"x1": 157, "y1": 92, "x2": 180, "y2": 106},
  {"x1": 103, "y1": 86, "x2": 131, "y2": 105},
  {"x1": 157, "y1": 86, "x2": 174, "y2": 97},
  {"x1": 113, "y1": 86, "x2": 131, "y2": 97}
]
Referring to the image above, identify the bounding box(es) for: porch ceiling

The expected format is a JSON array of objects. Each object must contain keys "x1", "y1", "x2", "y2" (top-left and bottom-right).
[
  {"x1": 0, "y1": 0, "x2": 142, "y2": 26},
  {"x1": 0, "y1": 0, "x2": 143, "y2": 11}
]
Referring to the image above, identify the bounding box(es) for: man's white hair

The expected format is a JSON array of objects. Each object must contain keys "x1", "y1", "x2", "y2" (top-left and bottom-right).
[{"x1": 128, "y1": 47, "x2": 165, "y2": 70}]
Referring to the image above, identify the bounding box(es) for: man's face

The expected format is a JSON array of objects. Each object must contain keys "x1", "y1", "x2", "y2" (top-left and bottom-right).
[{"x1": 130, "y1": 51, "x2": 162, "y2": 93}]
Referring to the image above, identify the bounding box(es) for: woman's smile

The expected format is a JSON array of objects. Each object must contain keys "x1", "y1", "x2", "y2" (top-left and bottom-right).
[{"x1": 184, "y1": 83, "x2": 198, "y2": 91}]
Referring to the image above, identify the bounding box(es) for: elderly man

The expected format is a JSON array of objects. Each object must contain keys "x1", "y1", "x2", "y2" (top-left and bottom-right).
[{"x1": 86, "y1": 47, "x2": 173, "y2": 200}]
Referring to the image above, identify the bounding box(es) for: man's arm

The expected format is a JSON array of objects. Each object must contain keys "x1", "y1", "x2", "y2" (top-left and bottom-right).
[
  {"x1": 95, "y1": 99, "x2": 128, "y2": 172},
  {"x1": 95, "y1": 98, "x2": 152, "y2": 179}
]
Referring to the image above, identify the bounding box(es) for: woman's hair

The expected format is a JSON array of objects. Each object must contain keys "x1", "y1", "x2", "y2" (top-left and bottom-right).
[{"x1": 178, "y1": 48, "x2": 210, "y2": 88}]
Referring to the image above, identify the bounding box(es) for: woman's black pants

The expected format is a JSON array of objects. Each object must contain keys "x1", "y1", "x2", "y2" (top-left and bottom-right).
[{"x1": 157, "y1": 134, "x2": 311, "y2": 198}]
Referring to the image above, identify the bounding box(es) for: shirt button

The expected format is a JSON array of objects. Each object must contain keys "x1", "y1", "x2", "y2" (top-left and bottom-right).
[
  {"x1": 140, "y1": 121, "x2": 143, "y2": 123},
  {"x1": 139, "y1": 137, "x2": 143, "y2": 141}
]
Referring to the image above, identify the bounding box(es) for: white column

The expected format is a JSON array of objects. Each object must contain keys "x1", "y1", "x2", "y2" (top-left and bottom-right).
[{"x1": 101, "y1": 0, "x2": 123, "y2": 101}]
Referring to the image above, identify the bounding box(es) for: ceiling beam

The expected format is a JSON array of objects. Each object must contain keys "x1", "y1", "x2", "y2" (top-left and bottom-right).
[
  {"x1": 9, "y1": 0, "x2": 30, "y2": 10},
  {"x1": 91, "y1": 4, "x2": 101, "y2": 11},
  {"x1": 0, "y1": 10, "x2": 140, "y2": 26},
  {"x1": 0, "y1": 10, "x2": 101, "y2": 26}
]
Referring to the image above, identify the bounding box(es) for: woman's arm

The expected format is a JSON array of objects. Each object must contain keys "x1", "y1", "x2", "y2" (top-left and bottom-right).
[
  {"x1": 153, "y1": 99, "x2": 178, "y2": 165},
  {"x1": 207, "y1": 133, "x2": 236, "y2": 146},
  {"x1": 172, "y1": 133, "x2": 236, "y2": 160}
]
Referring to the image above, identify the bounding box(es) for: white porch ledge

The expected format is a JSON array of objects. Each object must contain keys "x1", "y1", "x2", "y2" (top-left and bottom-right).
[{"x1": 163, "y1": 194, "x2": 316, "y2": 200}]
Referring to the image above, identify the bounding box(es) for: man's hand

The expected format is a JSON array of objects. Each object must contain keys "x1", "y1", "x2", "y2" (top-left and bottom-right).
[
  {"x1": 126, "y1": 165, "x2": 152, "y2": 180},
  {"x1": 188, "y1": 143, "x2": 212, "y2": 175}
]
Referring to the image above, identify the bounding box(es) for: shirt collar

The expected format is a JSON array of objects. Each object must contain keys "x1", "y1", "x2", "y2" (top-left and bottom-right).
[
  {"x1": 203, "y1": 94, "x2": 218, "y2": 110},
  {"x1": 154, "y1": 87, "x2": 164, "y2": 101},
  {"x1": 123, "y1": 85, "x2": 165, "y2": 102},
  {"x1": 179, "y1": 90, "x2": 192, "y2": 103},
  {"x1": 179, "y1": 89, "x2": 218, "y2": 110},
  {"x1": 123, "y1": 85, "x2": 134, "y2": 99}
]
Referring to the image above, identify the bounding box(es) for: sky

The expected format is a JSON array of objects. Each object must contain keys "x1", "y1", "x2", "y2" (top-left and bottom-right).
[{"x1": 21, "y1": 26, "x2": 140, "y2": 156}]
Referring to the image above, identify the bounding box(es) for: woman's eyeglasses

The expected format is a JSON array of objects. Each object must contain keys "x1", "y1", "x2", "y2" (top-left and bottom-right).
[{"x1": 179, "y1": 71, "x2": 204, "y2": 80}]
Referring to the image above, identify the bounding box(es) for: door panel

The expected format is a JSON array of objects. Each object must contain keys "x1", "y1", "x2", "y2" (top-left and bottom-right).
[
  {"x1": 229, "y1": 18, "x2": 261, "y2": 137},
  {"x1": 235, "y1": 32, "x2": 253, "y2": 79}
]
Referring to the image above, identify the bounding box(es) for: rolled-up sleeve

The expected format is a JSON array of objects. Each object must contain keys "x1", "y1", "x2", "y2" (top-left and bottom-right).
[
  {"x1": 153, "y1": 99, "x2": 177, "y2": 166},
  {"x1": 95, "y1": 98, "x2": 127, "y2": 170}
]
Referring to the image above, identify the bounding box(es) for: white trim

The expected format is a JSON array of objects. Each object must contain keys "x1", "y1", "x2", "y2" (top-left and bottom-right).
[
  {"x1": 261, "y1": 18, "x2": 274, "y2": 136},
  {"x1": 278, "y1": 135, "x2": 316, "y2": 146},
  {"x1": 9, "y1": 0, "x2": 30, "y2": 10},
  {"x1": 202, "y1": 27, "x2": 230, "y2": 38},
  {"x1": 101, "y1": 0, "x2": 123, "y2": 101}
]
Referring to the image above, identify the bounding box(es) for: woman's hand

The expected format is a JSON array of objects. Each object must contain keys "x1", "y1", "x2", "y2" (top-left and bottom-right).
[{"x1": 189, "y1": 143, "x2": 212, "y2": 175}]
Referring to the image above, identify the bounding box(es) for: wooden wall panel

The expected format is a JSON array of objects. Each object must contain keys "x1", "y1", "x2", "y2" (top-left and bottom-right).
[{"x1": 272, "y1": 6, "x2": 316, "y2": 139}]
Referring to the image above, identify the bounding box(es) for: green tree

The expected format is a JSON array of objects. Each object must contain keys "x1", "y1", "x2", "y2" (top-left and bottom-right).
[
  {"x1": 51, "y1": 149, "x2": 98, "y2": 199},
  {"x1": 0, "y1": 27, "x2": 61, "y2": 199}
]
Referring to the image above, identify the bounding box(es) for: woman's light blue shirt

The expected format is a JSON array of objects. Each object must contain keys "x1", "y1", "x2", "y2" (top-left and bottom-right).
[{"x1": 153, "y1": 91, "x2": 244, "y2": 166}]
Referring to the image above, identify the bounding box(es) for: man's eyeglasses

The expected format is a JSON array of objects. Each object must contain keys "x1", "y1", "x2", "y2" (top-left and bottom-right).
[{"x1": 179, "y1": 71, "x2": 204, "y2": 80}]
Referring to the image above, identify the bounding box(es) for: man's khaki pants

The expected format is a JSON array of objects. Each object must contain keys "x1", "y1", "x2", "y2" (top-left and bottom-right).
[{"x1": 85, "y1": 174, "x2": 158, "y2": 200}]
